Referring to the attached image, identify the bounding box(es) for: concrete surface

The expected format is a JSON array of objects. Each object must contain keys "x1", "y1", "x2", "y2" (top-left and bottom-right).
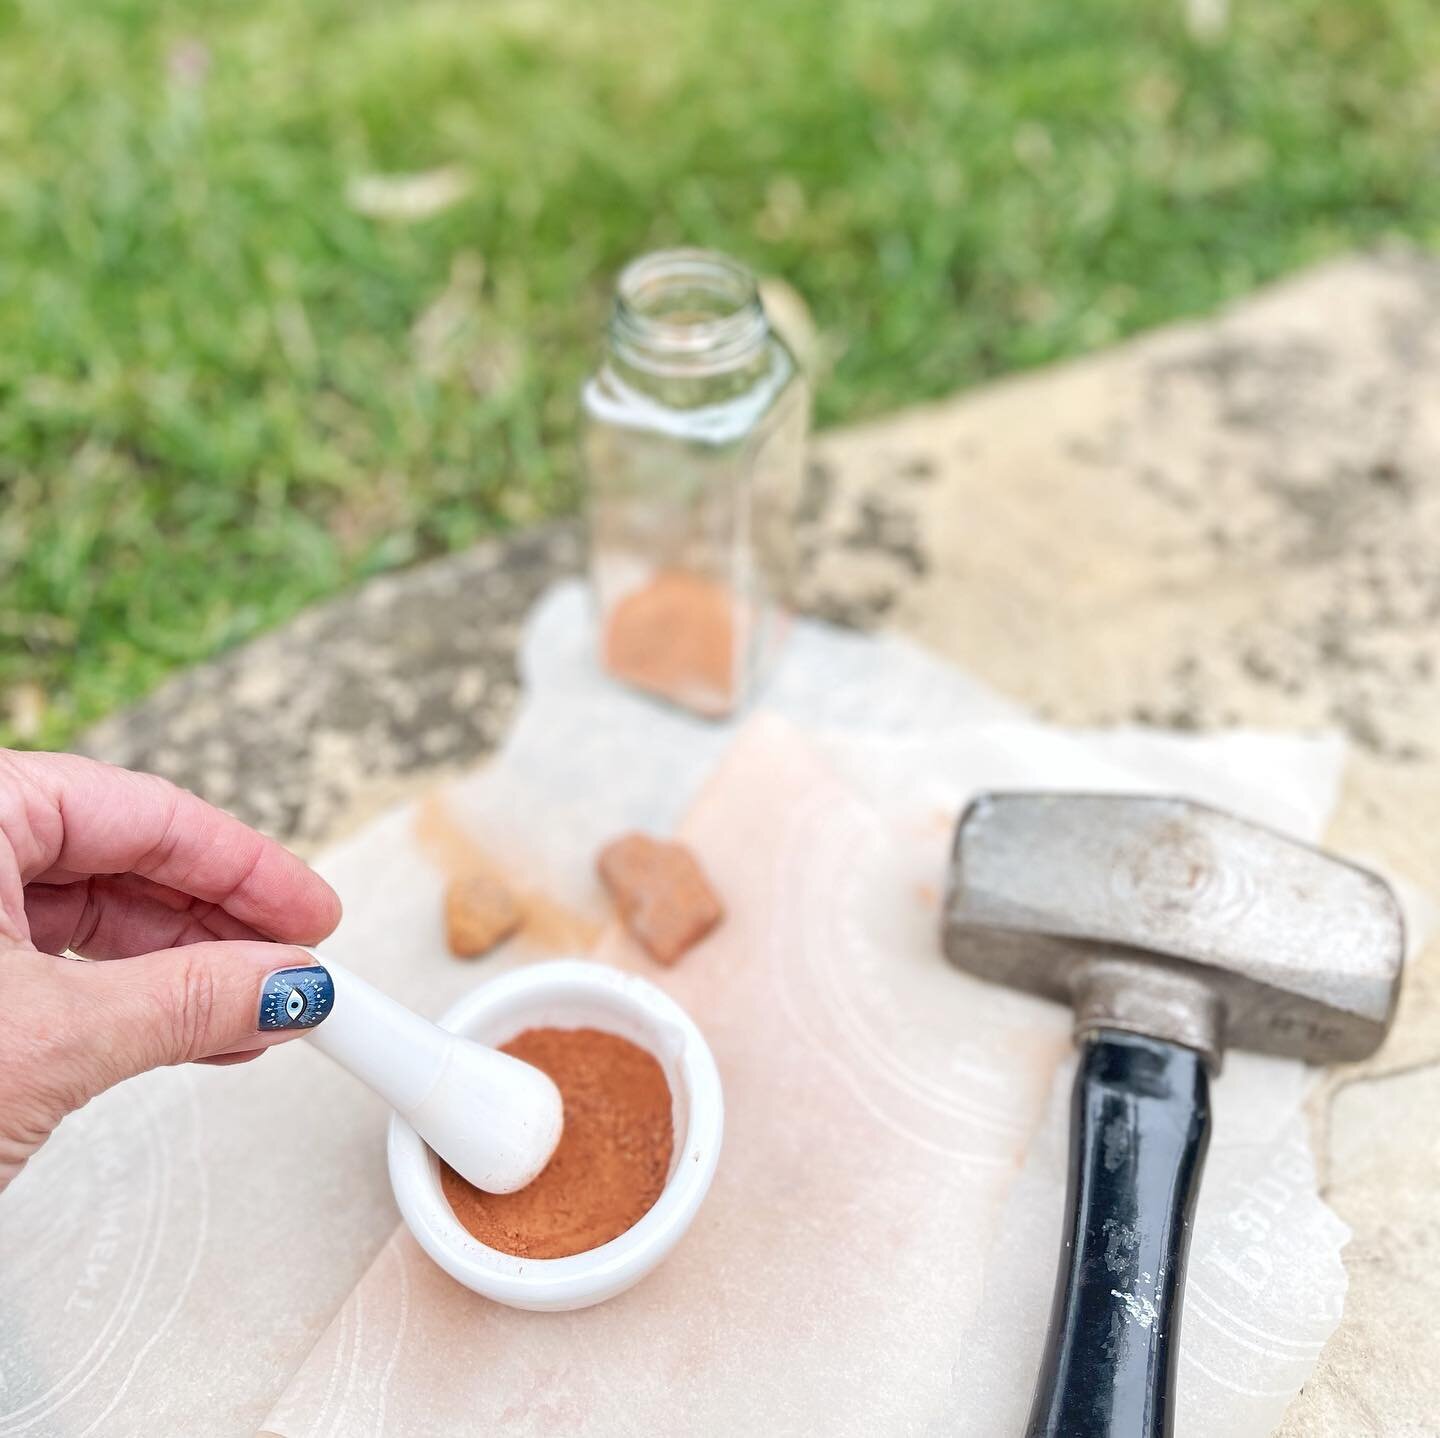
[{"x1": 83, "y1": 250, "x2": 1440, "y2": 1437}]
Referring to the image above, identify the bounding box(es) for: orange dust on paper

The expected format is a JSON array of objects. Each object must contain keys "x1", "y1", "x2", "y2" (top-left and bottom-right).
[{"x1": 415, "y1": 794, "x2": 602, "y2": 953}]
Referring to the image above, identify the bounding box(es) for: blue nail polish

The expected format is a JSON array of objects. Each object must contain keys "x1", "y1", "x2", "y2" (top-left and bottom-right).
[{"x1": 258, "y1": 966, "x2": 335, "y2": 1030}]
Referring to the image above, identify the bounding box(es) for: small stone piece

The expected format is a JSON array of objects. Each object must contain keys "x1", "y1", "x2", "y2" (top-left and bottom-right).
[
  {"x1": 597, "y1": 833, "x2": 724, "y2": 965},
  {"x1": 601, "y1": 570, "x2": 737, "y2": 716},
  {"x1": 444, "y1": 873, "x2": 522, "y2": 958}
]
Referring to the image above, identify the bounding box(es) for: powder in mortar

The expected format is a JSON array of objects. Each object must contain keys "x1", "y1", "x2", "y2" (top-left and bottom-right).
[{"x1": 440, "y1": 1027, "x2": 674, "y2": 1259}]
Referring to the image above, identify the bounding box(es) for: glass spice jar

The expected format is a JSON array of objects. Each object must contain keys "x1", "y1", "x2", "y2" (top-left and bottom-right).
[{"x1": 582, "y1": 248, "x2": 810, "y2": 718}]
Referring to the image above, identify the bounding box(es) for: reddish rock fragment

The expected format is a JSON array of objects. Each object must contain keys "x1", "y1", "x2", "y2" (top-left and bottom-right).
[
  {"x1": 601, "y1": 570, "x2": 737, "y2": 716},
  {"x1": 445, "y1": 873, "x2": 522, "y2": 958},
  {"x1": 597, "y1": 833, "x2": 724, "y2": 965}
]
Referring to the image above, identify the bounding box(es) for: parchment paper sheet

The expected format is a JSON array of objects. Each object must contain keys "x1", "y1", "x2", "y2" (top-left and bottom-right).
[
  {"x1": 0, "y1": 584, "x2": 1367, "y2": 1437},
  {"x1": 260, "y1": 589, "x2": 1358, "y2": 1438}
]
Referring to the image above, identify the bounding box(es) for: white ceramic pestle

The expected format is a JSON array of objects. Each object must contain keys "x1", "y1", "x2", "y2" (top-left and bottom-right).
[{"x1": 304, "y1": 956, "x2": 563, "y2": 1194}]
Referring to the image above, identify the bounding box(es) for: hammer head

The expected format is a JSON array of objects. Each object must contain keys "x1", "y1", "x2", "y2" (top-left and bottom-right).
[{"x1": 943, "y1": 793, "x2": 1404, "y2": 1064}]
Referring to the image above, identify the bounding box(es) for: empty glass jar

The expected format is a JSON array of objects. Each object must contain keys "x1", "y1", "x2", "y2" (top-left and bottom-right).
[{"x1": 582, "y1": 248, "x2": 810, "y2": 718}]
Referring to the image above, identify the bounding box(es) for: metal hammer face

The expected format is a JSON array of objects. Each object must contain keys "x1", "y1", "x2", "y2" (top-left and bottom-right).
[{"x1": 943, "y1": 793, "x2": 1404, "y2": 1067}]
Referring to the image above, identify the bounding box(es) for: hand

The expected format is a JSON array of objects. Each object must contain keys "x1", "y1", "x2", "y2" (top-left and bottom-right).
[{"x1": 0, "y1": 749, "x2": 342, "y2": 1192}]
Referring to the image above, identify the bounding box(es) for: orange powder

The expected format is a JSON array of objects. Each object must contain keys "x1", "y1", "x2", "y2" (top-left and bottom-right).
[{"x1": 440, "y1": 1027, "x2": 674, "y2": 1259}]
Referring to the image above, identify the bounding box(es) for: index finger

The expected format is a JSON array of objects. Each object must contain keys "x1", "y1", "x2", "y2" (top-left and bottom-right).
[{"x1": 4, "y1": 751, "x2": 342, "y2": 944}]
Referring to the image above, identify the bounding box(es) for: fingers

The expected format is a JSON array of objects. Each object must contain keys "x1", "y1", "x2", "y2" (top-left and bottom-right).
[
  {"x1": 195, "y1": 1028, "x2": 301, "y2": 1060},
  {"x1": 2, "y1": 751, "x2": 341, "y2": 944},
  {"x1": 24, "y1": 874, "x2": 266, "y2": 959}
]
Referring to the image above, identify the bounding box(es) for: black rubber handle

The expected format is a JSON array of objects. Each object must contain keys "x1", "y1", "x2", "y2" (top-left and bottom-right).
[{"x1": 1025, "y1": 1031, "x2": 1212, "y2": 1438}]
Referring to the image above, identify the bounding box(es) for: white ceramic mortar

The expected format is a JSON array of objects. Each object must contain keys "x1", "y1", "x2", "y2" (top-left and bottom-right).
[{"x1": 387, "y1": 959, "x2": 724, "y2": 1311}]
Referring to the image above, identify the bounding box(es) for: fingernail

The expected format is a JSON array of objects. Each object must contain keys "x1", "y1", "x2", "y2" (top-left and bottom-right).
[{"x1": 257, "y1": 966, "x2": 335, "y2": 1031}]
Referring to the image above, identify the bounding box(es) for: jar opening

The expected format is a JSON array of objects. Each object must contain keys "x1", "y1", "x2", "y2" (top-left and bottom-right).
[{"x1": 611, "y1": 249, "x2": 768, "y2": 375}]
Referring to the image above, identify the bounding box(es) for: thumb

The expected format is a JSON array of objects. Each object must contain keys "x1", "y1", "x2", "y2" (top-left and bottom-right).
[
  {"x1": 0, "y1": 944, "x2": 335, "y2": 1191},
  {"x1": 60, "y1": 941, "x2": 335, "y2": 1091}
]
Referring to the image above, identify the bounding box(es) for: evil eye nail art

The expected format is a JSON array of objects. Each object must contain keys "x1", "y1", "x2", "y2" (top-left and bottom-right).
[{"x1": 257, "y1": 966, "x2": 335, "y2": 1030}]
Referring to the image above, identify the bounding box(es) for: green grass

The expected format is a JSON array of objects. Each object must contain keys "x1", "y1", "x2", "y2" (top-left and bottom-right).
[{"x1": 3, "y1": 0, "x2": 1439, "y2": 748}]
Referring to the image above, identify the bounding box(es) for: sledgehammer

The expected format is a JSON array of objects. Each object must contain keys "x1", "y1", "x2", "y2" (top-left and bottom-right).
[{"x1": 943, "y1": 794, "x2": 1403, "y2": 1438}]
